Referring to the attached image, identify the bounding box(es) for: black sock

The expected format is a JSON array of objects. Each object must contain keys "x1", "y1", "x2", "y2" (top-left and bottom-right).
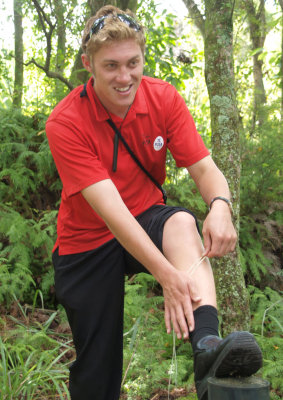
[{"x1": 189, "y1": 305, "x2": 219, "y2": 353}]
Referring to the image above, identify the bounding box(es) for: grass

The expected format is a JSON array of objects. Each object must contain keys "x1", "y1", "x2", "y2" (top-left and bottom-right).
[{"x1": 0, "y1": 299, "x2": 73, "y2": 400}]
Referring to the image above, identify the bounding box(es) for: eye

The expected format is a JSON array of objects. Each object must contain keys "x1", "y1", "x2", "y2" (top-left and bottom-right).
[
  {"x1": 129, "y1": 58, "x2": 140, "y2": 67},
  {"x1": 105, "y1": 63, "x2": 117, "y2": 70}
]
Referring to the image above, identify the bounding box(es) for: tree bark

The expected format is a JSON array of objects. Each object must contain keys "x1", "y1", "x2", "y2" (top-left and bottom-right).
[
  {"x1": 204, "y1": 0, "x2": 250, "y2": 334},
  {"x1": 54, "y1": 0, "x2": 66, "y2": 74},
  {"x1": 118, "y1": 0, "x2": 138, "y2": 12},
  {"x1": 244, "y1": 0, "x2": 267, "y2": 131},
  {"x1": 182, "y1": 0, "x2": 250, "y2": 334},
  {"x1": 182, "y1": 0, "x2": 205, "y2": 37},
  {"x1": 13, "y1": 0, "x2": 24, "y2": 108},
  {"x1": 181, "y1": 0, "x2": 250, "y2": 334}
]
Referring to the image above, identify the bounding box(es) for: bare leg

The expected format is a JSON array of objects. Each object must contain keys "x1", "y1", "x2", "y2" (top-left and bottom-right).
[
  {"x1": 162, "y1": 212, "x2": 217, "y2": 310},
  {"x1": 162, "y1": 212, "x2": 262, "y2": 400}
]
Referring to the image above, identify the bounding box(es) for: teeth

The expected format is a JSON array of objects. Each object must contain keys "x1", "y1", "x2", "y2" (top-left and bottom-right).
[{"x1": 115, "y1": 86, "x2": 130, "y2": 92}]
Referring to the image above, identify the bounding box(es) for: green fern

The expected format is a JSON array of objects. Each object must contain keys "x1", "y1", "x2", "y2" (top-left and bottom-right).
[
  {"x1": 240, "y1": 216, "x2": 272, "y2": 281},
  {"x1": 248, "y1": 286, "x2": 283, "y2": 398},
  {"x1": 0, "y1": 107, "x2": 60, "y2": 307},
  {"x1": 249, "y1": 286, "x2": 283, "y2": 335}
]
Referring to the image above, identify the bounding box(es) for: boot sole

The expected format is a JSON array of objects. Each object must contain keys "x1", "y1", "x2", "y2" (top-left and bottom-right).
[{"x1": 198, "y1": 331, "x2": 262, "y2": 400}]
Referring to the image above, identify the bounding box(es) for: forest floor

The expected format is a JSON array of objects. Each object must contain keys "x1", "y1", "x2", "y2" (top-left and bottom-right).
[{"x1": 1, "y1": 303, "x2": 197, "y2": 400}]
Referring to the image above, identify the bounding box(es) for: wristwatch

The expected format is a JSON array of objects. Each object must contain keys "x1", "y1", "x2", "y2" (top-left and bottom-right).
[{"x1": 209, "y1": 196, "x2": 233, "y2": 215}]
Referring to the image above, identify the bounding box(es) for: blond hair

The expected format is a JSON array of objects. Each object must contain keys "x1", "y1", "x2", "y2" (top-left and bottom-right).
[{"x1": 81, "y1": 5, "x2": 145, "y2": 57}]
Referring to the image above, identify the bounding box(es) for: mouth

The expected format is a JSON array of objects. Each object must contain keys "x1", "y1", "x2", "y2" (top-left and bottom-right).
[{"x1": 114, "y1": 85, "x2": 132, "y2": 93}]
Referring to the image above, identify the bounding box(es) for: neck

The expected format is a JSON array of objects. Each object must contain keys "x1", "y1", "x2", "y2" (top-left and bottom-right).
[
  {"x1": 92, "y1": 80, "x2": 131, "y2": 120},
  {"x1": 105, "y1": 104, "x2": 131, "y2": 121}
]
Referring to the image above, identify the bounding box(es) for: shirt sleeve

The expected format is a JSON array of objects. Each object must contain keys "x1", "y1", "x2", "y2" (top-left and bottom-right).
[
  {"x1": 46, "y1": 119, "x2": 110, "y2": 197},
  {"x1": 165, "y1": 89, "x2": 210, "y2": 167}
]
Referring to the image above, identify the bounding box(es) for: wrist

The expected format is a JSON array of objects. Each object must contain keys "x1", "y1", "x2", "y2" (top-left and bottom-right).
[
  {"x1": 209, "y1": 196, "x2": 233, "y2": 215},
  {"x1": 157, "y1": 264, "x2": 177, "y2": 288}
]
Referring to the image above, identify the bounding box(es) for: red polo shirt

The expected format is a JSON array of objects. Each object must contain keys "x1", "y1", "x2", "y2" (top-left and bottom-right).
[{"x1": 46, "y1": 76, "x2": 209, "y2": 255}]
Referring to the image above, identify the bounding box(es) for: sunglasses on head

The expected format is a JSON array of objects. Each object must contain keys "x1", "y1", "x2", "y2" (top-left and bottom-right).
[{"x1": 84, "y1": 14, "x2": 141, "y2": 44}]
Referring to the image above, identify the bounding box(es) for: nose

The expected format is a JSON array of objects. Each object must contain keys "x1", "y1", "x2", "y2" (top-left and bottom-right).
[{"x1": 116, "y1": 66, "x2": 130, "y2": 83}]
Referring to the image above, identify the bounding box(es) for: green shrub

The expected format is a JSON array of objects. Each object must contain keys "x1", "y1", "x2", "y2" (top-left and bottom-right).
[
  {"x1": 0, "y1": 107, "x2": 60, "y2": 306},
  {"x1": 249, "y1": 286, "x2": 283, "y2": 398},
  {"x1": 122, "y1": 274, "x2": 195, "y2": 399}
]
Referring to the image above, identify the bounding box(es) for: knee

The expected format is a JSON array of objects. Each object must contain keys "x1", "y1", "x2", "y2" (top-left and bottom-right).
[{"x1": 165, "y1": 211, "x2": 197, "y2": 233}]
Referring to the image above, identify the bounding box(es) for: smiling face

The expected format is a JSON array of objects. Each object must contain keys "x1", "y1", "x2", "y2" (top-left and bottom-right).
[{"x1": 82, "y1": 39, "x2": 144, "y2": 119}]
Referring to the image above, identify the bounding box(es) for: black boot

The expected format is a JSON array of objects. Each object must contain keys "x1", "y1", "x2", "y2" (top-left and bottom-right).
[{"x1": 194, "y1": 331, "x2": 263, "y2": 400}]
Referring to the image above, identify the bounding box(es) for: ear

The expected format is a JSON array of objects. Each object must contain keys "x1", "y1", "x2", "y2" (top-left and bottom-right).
[{"x1": 81, "y1": 53, "x2": 93, "y2": 73}]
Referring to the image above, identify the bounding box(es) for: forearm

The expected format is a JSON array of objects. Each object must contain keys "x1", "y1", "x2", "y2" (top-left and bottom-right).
[
  {"x1": 187, "y1": 156, "x2": 237, "y2": 257},
  {"x1": 187, "y1": 156, "x2": 231, "y2": 206},
  {"x1": 81, "y1": 179, "x2": 174, "y2": 285}
]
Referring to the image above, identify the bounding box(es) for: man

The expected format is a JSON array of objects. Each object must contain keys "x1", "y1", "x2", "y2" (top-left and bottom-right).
[{"x1": 46, "y1": 5, "x2": 262, "y2": 400}]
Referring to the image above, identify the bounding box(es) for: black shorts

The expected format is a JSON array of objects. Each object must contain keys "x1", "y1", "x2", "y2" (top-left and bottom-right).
[
  {"x1": 53, "y1": 204, "x2": 198, "y2": 277},
  {"x1": 52, "y1": 204, "x2": 198, "y2": 400},
  {"x1": 125, "y1": 204, "x2": 199, "y2": 273}
]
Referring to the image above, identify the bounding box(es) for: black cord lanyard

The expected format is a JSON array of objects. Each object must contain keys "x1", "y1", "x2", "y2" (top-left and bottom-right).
[{"x1": 106, "y1": 119, "x2": 167, "y2": 204}]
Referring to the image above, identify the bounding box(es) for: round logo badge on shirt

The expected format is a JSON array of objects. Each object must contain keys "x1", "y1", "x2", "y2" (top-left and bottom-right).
[{"x1": 153, "y1": 136, "x2": 164, "y2": 151}]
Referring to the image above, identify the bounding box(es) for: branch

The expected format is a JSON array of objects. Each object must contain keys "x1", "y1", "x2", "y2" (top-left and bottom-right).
[
  {"x1": 31, "y1": 0, "x2": 54, "y2": 29},
  {"x1": 28, "y1": 0, "x2": 74, "y2": 90},
  {"x1": 24, "y1": 58, "x2": 74, "y2": 91},
  {"x1": 244, "y1": 0, "x2": 266, "y2": 49},
  {"x1": 181, "y1": 0, "x2": 205, "y2": 37},
  {"x1": 31, "y1": 0, "x2": 56, "y2": 72}
]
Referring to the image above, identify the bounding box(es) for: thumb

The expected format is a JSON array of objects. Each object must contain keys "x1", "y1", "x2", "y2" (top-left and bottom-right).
[{"x1": 203, "y1": 230, "x2": 212, "y2": 257}]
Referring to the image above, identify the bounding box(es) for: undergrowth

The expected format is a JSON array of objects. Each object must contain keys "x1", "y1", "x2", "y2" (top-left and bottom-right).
[
  {"x1": 0, "y1": 296, "x2": 72, "y2": 399},
  {"x1": 0, "y1": 107, "x2": 60, "y2": 306},
  {"x1": 122, "y1": 274, "x2": 195, "y2": 399},
  {"x1": 248, "y1": 285, "x2": 283, "y2": 399}
]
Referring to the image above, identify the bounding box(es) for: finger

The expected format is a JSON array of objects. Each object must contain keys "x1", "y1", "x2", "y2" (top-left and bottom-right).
[
  {"x1": 183, "y1": 300, "x2": 194, "y2": 333},
  {"x1": 175, "y1": 305, "x2": 189, "y2": 339},
  {"x1": 170, "y1": 310, "x2": 182, "y2": 340},
  {"x1": 207, "y1": 233, "x2": 224, "y2": 257},
  {"x1": 164, "y1": 305, "x2": 171, "y2": 334},
  {"x1": 202, "y1": 229, "x2": 212, "y2": 256},
  {"x1": 212, "y1": 233, "x2": 236, "y2": 257}
]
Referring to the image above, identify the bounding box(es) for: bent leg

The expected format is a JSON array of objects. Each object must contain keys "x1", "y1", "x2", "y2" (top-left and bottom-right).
[{"x1": 162, "y1": 211, "x2": 217, "y2": 309}]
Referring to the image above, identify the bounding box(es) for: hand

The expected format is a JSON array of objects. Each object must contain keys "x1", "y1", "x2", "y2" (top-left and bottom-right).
[
  {"x1": 202, "y1": 200, "x2": 237, "y2": 258},
  {"x1": 161, "y1": 268, "x2": 201, "y2": 339}
]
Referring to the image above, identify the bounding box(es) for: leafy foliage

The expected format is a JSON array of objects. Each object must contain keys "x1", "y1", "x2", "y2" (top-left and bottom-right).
[
  {"x1": 248, "y1": 286, "x2": 283, "y2": 398},
  {"x1": 123, "y1": 274, "x2": 194, "y2": 399},
  {"x1": 138, "y1": 0, "x2": 195, "y2": 92},
  {"x1": 239, "y1": 116, "x2": 283, "y2": 284},
  {"x1": 0, "y1": 107, "x2": 60, "y2": 305},
  {"x1": 240, "y1": 216, "x2": 271, "y2": 280}
]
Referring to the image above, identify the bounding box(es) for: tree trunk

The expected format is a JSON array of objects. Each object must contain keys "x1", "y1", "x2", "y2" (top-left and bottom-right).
[
  {"x1": 204, "y1": 0, "x2": 250, "y2": 335},
  {"x1": 118, "y1": 0, "x2": 138, "y2": 12},
  {"x1": 13, "y1": 0, "x2": 24, "y2": 108},
  {"x1": 54, "y1": 0, "x2": 66, "y2": 74},
  {"x1": 244, "y1": 0, "x2": 267, "y2": 132}
]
